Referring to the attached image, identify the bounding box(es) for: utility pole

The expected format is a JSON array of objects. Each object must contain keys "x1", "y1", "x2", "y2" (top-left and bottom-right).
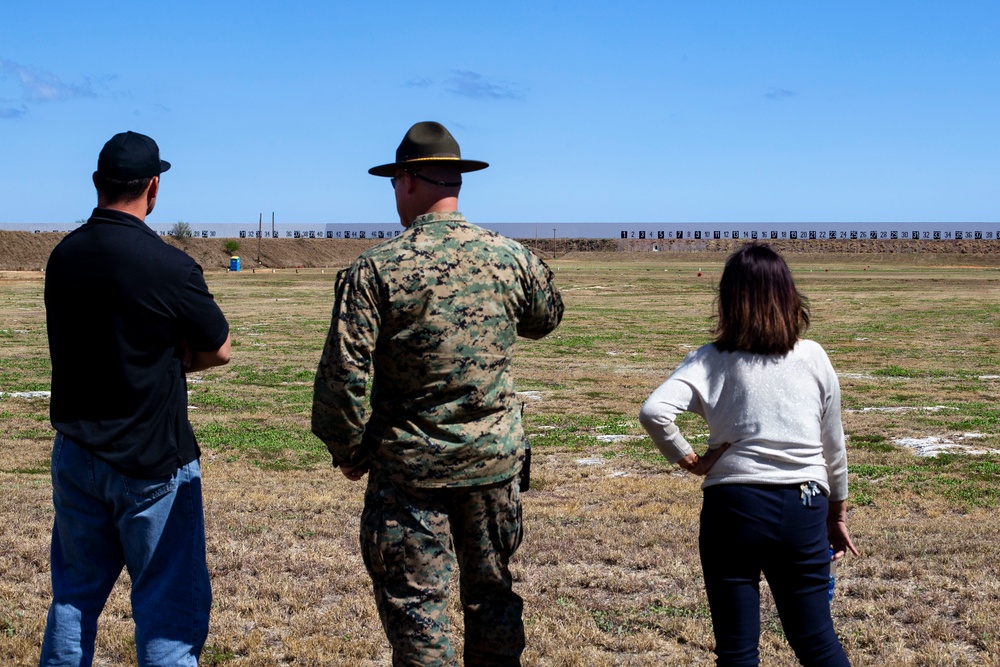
[{"x1": 257, "y1": 213, "x2": 262, "y2": 264}]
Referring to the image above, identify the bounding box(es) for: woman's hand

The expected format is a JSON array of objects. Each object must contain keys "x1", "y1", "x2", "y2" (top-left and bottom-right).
[
  {"x1": 678, "y1": 443, "x2": 731, "y2": 476},
  {"x1": 827, "y1": 499, "x2": 860, "y2": 559}
]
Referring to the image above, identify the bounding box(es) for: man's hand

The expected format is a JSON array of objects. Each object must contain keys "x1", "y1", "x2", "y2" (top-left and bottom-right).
[
  {"x1": 677, "y1": 443, "x2": 731, "y2": 476},
  {"x1": 179, "y1": 340, "x2": 194, "y2": 370},
  {"x1": 181, "y1": 334, "x2": 232, "y2": 373},
  {"x1": 340, "y1": 459, "x2": 370, "y2": 481}
]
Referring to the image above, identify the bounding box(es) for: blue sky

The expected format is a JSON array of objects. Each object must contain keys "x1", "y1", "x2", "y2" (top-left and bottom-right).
[{"x1": 2, "y1": 1, "x2": 998, "y2": 225}]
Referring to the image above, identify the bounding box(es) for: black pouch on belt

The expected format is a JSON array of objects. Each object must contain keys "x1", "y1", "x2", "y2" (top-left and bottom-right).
[{"x1": 519, "y1": 438, "x2": 531, "y2": 492}]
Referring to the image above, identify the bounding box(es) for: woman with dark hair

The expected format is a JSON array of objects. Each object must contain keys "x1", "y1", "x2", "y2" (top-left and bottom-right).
[{"x1": 639, "y1": 243, "x2": 858, "y2": 667}]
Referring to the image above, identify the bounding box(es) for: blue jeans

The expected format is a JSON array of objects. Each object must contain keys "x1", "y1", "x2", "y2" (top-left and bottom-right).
[
  {"x1": 699, "y1": 484, "x2": 850, "y2": 667},
  {"x1": 39, "y1": 433, "x2": 210, "y2": 667}
]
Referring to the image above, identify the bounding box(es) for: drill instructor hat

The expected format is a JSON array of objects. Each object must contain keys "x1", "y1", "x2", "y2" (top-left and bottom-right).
[{"x1": 368, "y1": 121, "x2": 488, "y2": 177}]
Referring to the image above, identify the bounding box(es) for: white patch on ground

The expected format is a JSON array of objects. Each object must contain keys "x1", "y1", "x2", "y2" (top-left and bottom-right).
[
  {"x1": 895, "y1": 435, "x2": 1000, "y2": 457},
  {"x1": 596, "y1": 423, "x2": 635, "y2": 431},
  {"x1": 606, "y1": 471, "x2": 630, "y2": 478},
  {"x1": 595, "y1": 434, "x2": 643, "y2": 443},
  {"x1": 517, "y1": 391, "x2": 544, "y2": 401},
  {"x1": 0, "y1": 391, "x2": 51, "y2": 399},
  {"x1": 576, "y1": 457, "x2": 606, "y2": 466},
  {"x1": 845, "y1": 405, "x2": 958, "y2": 414},
  {"x1": 841, "y1": 373, "x2": 1000, "y2": 382}
]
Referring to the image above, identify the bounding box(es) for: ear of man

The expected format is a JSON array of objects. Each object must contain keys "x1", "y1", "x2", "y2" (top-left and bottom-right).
[{"x1": 145, "y1": 176, "x2": 159, "y2": 215}]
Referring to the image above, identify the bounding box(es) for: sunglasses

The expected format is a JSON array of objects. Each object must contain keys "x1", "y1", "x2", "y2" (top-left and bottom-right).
[{"x1": 391, "y1": 171, "x2": 462, "y2": 189}]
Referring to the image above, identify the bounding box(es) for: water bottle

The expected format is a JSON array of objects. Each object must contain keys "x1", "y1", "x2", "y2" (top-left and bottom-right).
[{"x1": 828, "y1": 548, "x2": 836, "y2": 602}]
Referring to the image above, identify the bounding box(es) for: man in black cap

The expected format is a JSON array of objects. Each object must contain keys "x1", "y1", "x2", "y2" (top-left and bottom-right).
[
  {"x1": 313, "y1": 122, "x2": 563, "y2": 666},
  {"x1": 39, "y1": 131, "x2": 231, "y2": 666}
]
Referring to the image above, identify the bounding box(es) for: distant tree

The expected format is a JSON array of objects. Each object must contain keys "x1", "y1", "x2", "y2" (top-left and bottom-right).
[
  {"x1": 75, "y1": 219, "x2": 86, "y2": 225},
  {"x1": 171, "y1": 222, "x2": 193, "y2": 239},
  {"x1": 223, "y1": 240, "x2": 240, "y2": 254}
]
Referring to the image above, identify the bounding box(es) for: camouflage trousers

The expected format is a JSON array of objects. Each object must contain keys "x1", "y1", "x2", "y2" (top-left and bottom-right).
[{"x1": 360, "y1": 472, "x2": 525, "y2": 667}]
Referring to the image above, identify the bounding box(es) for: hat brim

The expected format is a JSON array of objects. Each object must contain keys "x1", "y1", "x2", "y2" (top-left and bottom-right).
[{"x1": 368, "y1": 157, "x2": 489, "y2": 177}]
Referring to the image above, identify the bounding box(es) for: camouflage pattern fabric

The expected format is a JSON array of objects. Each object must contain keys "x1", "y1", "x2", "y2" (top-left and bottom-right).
[
  {"x1": 360, "y1": 471, "x2": 525, "y2": 667},
  {"x1": 312, "y1": 211, "x2": 564, "y2": 489}
]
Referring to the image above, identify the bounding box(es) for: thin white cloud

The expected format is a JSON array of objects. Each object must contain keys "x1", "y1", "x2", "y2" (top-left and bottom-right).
[
  {"x1": 0, "y1": 59, "x2": 97, "y2": 118},
  {"x1": 764, "y1": 87, "x2": 796, "y2": 101},
  {"x1": 445, "y1": 70, "x2": 524, "y2": 101},
  {"x1": 0, "y1": 106, "x2": 27, "y2": 119}
]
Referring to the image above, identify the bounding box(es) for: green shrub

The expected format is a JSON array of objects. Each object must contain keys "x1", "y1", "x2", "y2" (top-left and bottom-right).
[{"x1": 171, "y1": 221, "x2": 193, "y2": 239}]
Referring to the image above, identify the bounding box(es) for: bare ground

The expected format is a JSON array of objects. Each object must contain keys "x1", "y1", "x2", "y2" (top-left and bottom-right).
[
  {"x1": 3, "y1": 230, "x2": 1000, "y2": 273},
  {"x1": 0, "y1": 231, "x2": 382, "y2": 272}
]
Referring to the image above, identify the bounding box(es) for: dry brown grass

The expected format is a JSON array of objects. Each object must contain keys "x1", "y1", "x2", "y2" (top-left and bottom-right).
[{"x1": 3, "y1": 254, "x2": 1000, "y2": 666}]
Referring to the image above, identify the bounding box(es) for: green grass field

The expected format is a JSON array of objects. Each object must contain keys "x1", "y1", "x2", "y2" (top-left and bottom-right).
[{"x1": 2, "y1": 256, "x2": 999, "y2": 666}]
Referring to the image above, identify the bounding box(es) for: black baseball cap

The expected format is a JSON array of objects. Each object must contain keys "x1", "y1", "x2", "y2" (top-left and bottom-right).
[{"x1": 97, "y1": 131, "x2": 171, "y2": 180}]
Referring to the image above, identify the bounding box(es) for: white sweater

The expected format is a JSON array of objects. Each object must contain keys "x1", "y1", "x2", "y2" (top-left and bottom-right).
[{"x1": 639, "y1": 339, "x2": 848, "y2": 501}]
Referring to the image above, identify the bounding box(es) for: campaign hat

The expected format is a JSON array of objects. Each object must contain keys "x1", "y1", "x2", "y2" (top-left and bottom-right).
[
  {"x1": 97, "y1": 131, "x2": 171, "y2": 180},
  {"x1": 368, "y1": 121, "x2": 488, "y2": 177}
]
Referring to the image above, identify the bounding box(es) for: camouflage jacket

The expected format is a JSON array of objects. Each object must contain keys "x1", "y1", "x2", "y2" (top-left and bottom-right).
[{"x1": 312, "y1": 211, "x2": 563, "y2": 488}]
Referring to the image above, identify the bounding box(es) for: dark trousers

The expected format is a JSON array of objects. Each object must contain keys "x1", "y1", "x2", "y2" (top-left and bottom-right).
[
  {"x1": 699, "y1": 484, "x2": 851, "y2": 667},
  {"x1": 360, "y1": 473, "x2": 525, "y2": 667}
]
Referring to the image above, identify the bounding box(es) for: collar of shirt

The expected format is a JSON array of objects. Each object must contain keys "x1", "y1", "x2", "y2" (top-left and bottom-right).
[
  {"x1": 87, "y1": 208, "x2": 159, "y2": 239},
  {"x1": 409, "y1": 211, "x2": 466, "y2": 230}
]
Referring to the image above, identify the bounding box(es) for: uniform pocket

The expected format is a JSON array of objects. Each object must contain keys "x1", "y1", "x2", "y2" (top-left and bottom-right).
[
  {"x1": 360, "y1": 483, "x2": 391, "y2": 581},
  {"x1": 498, "y1": 482, "x2": 523, "y2": 557},
  {"x1": 122, "y1": 472, "x2": 178, "y2": 503}
]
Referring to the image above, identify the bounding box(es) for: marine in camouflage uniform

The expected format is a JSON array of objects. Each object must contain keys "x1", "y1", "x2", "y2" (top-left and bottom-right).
[{"x1": 312, "y1": 122, "x2": 563, "y2": 667}]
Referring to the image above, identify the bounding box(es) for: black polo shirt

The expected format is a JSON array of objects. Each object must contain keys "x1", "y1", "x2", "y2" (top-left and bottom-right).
[{"x1": 45, "y1": 208, "x2": 229, "y2": 478}]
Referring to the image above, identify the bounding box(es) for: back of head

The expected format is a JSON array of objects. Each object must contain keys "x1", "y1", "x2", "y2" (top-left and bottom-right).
[
  {"x1": 93, "y1": 173, "x2": 153, "y2": 207},
  {"x1": 93, "y1": 131, "x2": 170, "y2": 206},
  {"x1": 713, "y1": 243, "x2": 809, "y2": 355}
]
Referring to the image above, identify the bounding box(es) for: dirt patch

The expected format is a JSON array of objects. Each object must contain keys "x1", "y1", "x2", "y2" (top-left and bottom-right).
[
  {"x1": 0, "y1": 231, "x2": 382, "y2": 271},
  {"x1": 6, "y1": 230, "x2": 1000, "y2": 271},
  {"x1": 553, "y1": 238, "x2": 1000, "y2": 265}
]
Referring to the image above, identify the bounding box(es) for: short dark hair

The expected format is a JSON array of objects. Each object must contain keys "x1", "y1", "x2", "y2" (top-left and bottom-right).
[
  {"x1": 713, "y1": 243, "x2": 809, "y2": 355},
  {"x1": 93, "y1": 173, "x2": 152, "y2": 206}
]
